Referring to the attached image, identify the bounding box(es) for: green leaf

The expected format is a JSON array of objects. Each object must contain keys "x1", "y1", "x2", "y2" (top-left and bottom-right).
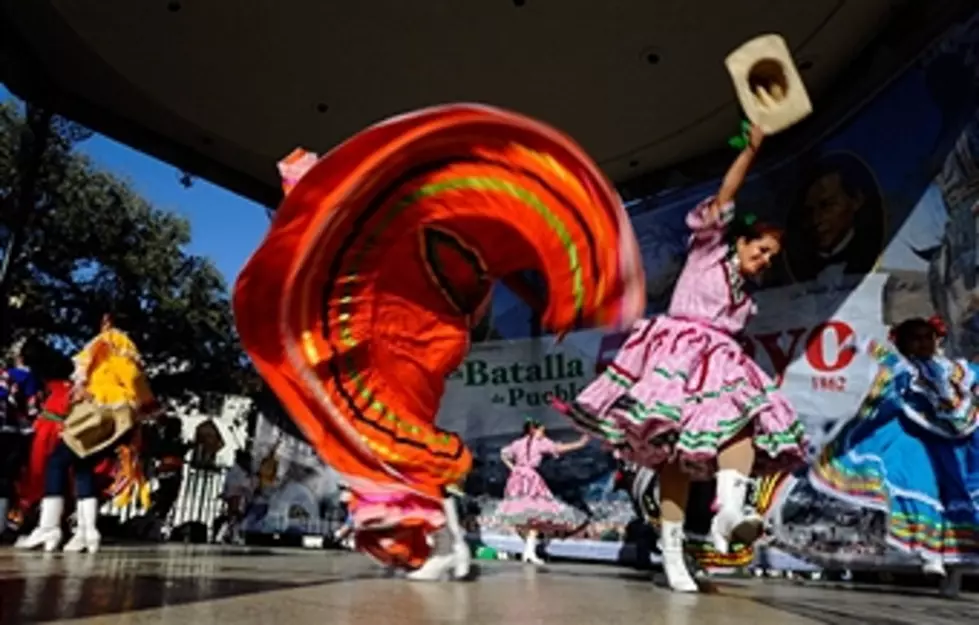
[
  {"x1": 728, "y1": 135, "x2": 747, "y2": 150},
  {"x1": 728, "y1": 118, "x2": 752, "y2": 152}
]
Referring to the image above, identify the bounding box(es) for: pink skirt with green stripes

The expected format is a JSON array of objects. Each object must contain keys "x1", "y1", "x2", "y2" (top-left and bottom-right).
[{"x1": 562, "y1": 316, "x2": 807, "y2": 480}]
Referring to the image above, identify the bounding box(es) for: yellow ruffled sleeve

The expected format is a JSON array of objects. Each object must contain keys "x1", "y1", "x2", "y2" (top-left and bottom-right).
[{"x1": 73, "y1": 329, "x2": 158, "y2": 414}]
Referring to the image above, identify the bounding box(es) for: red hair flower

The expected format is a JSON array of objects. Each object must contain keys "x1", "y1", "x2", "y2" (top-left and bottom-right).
[{"x1": 928, "y1": 315, "x2": 948, "y2": 338}]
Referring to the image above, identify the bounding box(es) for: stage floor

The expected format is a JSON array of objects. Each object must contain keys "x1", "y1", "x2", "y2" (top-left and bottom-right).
[{"x1": 0, "y1": 546, "x2": 975, "y2": 624}]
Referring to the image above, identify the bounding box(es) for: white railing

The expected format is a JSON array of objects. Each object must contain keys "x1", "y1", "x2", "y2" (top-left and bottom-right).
[{"x1": 106, "y1": 464, "x2": 228, "y2": 534}]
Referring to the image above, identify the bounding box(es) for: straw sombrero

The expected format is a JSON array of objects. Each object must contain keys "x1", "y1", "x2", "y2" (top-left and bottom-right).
[{"x1": 62, "y1": 400, "x2": 135, "y2": 458}]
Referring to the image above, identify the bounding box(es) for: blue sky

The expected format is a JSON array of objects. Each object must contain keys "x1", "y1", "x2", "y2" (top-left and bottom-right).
[
  {"x1": 76, "y1": 134, "x2": 270, "y2": 285},
  {"x1": 1, "y1": 86, "x2": 269, "y2": 288}
]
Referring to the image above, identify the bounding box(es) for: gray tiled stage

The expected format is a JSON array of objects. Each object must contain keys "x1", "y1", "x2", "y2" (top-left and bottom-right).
[{"x1": 0, "y1": 546, "x2": 975, "y2": 625}]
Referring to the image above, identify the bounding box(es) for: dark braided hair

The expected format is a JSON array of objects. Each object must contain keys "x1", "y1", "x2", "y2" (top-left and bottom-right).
[{"x1": 524, "y1": 418, "x2": 541, "y2": 457}]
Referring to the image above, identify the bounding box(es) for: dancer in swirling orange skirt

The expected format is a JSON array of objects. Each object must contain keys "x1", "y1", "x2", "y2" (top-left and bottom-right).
[{"x1": 233, "y1": 104, "x2": 645, "y2": 580}]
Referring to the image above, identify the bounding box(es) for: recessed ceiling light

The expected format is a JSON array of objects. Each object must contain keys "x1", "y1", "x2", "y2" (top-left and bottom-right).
[
  {"x1": 639, "y1": 47, "x2": 663, "y2": 66},
  {"x1": 628, "y1": 160, "x2": 639, "y2": 168},
  {"x1": 513, "y1": 0, "x2": 526, "y2": 6},
  {"x1": 316, "y1": 103, "x2": 329, "y2": 113},
  {"x1": 799, "y1": 59, "x2": 814, "y2": 71},
  {"x1": 167, "y1": 1, "x2": 181, "y2": 12}
]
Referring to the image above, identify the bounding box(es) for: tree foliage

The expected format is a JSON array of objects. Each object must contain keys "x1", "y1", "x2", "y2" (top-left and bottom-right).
[{"x1": 0, "y1": 101, "x2": 257, "y2": 404}]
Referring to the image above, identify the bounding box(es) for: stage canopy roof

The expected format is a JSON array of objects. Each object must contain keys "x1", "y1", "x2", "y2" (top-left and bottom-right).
[{"x1": 0, "y1": 1, "x2": 959, "y2": 206}]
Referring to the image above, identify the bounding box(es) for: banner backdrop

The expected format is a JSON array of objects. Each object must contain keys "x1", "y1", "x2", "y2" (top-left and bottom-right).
[{"x1": 245, "y1": 11, "x2": 979, "y2": 572}]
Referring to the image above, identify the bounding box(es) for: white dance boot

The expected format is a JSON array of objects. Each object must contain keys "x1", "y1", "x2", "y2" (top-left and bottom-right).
[
  {"x1": 443, "y1": 496, "x2": 471, "y2": 579},
  {"x1": 660, "y1": 520, "x2": 698, "y2": 592},
  {"x1": 521, "y1": 530, "x2": 545, "y2": 566},
  {"x1": 63, "y1": 498, "x2": 100, "y2": 554},
  {"x1": 15, "y1": 496, "x2": 63, "y2": 551},
  {"x1": 922, "y1": 557, "x2": 946, "y2": 577},
  {"x1": 709, "y1": 470, "x2": 763, "y2": 554},
  {"x1": 406, "y1": 498, "x2": 471, "y2": 581}
]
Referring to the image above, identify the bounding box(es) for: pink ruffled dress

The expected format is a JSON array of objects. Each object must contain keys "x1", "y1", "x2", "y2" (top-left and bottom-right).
[
  {"x1": 495, "y1": 435, "x2": 587, "y2": 534},
  {"x1": 562, "y1": 197, "x2": 808, "y2": 479}
]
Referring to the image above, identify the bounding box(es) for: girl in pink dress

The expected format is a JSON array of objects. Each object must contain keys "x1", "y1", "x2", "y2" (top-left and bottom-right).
[
  {"x1": 496, "y1": 419, "x2": 590, "y2": 565},
  {"x1": 556, "y1": 125, "x2": 807, "y2": 591}
]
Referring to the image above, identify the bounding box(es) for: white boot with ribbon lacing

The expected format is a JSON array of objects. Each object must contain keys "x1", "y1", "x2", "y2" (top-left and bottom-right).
[{"x1": 709, "y1": 469, "x2": 764, "y2": 554}]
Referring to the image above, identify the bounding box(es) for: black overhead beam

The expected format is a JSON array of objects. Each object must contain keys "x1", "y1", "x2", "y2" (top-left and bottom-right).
[
  {"x1": 0, "y1": 0, "x2": 973, "y2": 214},
  {"x1": 0, "y1": 0, "x2": 281, "y2": 209}
]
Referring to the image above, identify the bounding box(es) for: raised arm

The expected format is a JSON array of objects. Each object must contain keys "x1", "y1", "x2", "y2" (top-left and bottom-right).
[
  {"x1": 554, "y1": 433, "x2": 590, "y2": 455},
  {"x1": 711, "y1": 124, "x2": 764, "y2": 220}
]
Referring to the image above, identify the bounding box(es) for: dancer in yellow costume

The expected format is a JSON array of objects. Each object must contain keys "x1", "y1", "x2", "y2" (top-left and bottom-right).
[
  {"x1": 17, "y1": 314, "x2": 157, "y2": 553},
  {"x1": 73, "y1": 314, "x2": 158, "y2": 413}
]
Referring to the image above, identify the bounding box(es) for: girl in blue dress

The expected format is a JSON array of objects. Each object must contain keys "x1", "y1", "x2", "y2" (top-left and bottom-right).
[{"x1": 810, "y1": 317, "x2": 979, "y2": 577}]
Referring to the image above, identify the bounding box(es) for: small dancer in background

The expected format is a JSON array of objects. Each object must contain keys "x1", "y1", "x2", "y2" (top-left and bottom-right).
[{"x1": 496, "y1": 419, "x2": 590, "y2": 565}]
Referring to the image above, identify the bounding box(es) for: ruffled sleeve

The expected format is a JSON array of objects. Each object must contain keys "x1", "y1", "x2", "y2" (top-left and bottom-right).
[
  {"x1": 854, "y1": 340, "x2": 907, "y2": 420},
  {"x1": 867, "y1": 340, "x2": 912, "y2": 389},
  {"x1": 536, "y1": 437, "x2": 559, "y2": 457},
  {"x1": 867, "y1": 340, "x2": 904, "y2": 370},
  {"x1": 864, "y1": 341, "x2": 979, "y2": 438},
  {"x1": 911, "y1": 357, "x2": 979, "y2": 438},
  {"x1": 685, "y1": 196, "x2": 735, "y2": 244},
  {"x1": 684, "y1": 197, "x2": 735, "y2": 261},
  {"x1": 72, "y1": 329, "x2": 159, "y2": 416}
]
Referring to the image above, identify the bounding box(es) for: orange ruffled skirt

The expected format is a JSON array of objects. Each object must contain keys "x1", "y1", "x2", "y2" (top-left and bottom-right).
[{"x1": 233, "y1": 104, "x2": 644, "y2": 569}]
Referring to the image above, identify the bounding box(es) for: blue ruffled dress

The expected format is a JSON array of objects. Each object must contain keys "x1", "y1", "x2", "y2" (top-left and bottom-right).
[{"x1": 810, "y1": 342, "x2": 979, "y2": 566}]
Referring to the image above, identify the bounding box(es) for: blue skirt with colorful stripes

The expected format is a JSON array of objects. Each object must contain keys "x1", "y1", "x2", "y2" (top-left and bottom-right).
[{"x1": 810, "y1": 346, "x2": 979, "y2": 565}]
